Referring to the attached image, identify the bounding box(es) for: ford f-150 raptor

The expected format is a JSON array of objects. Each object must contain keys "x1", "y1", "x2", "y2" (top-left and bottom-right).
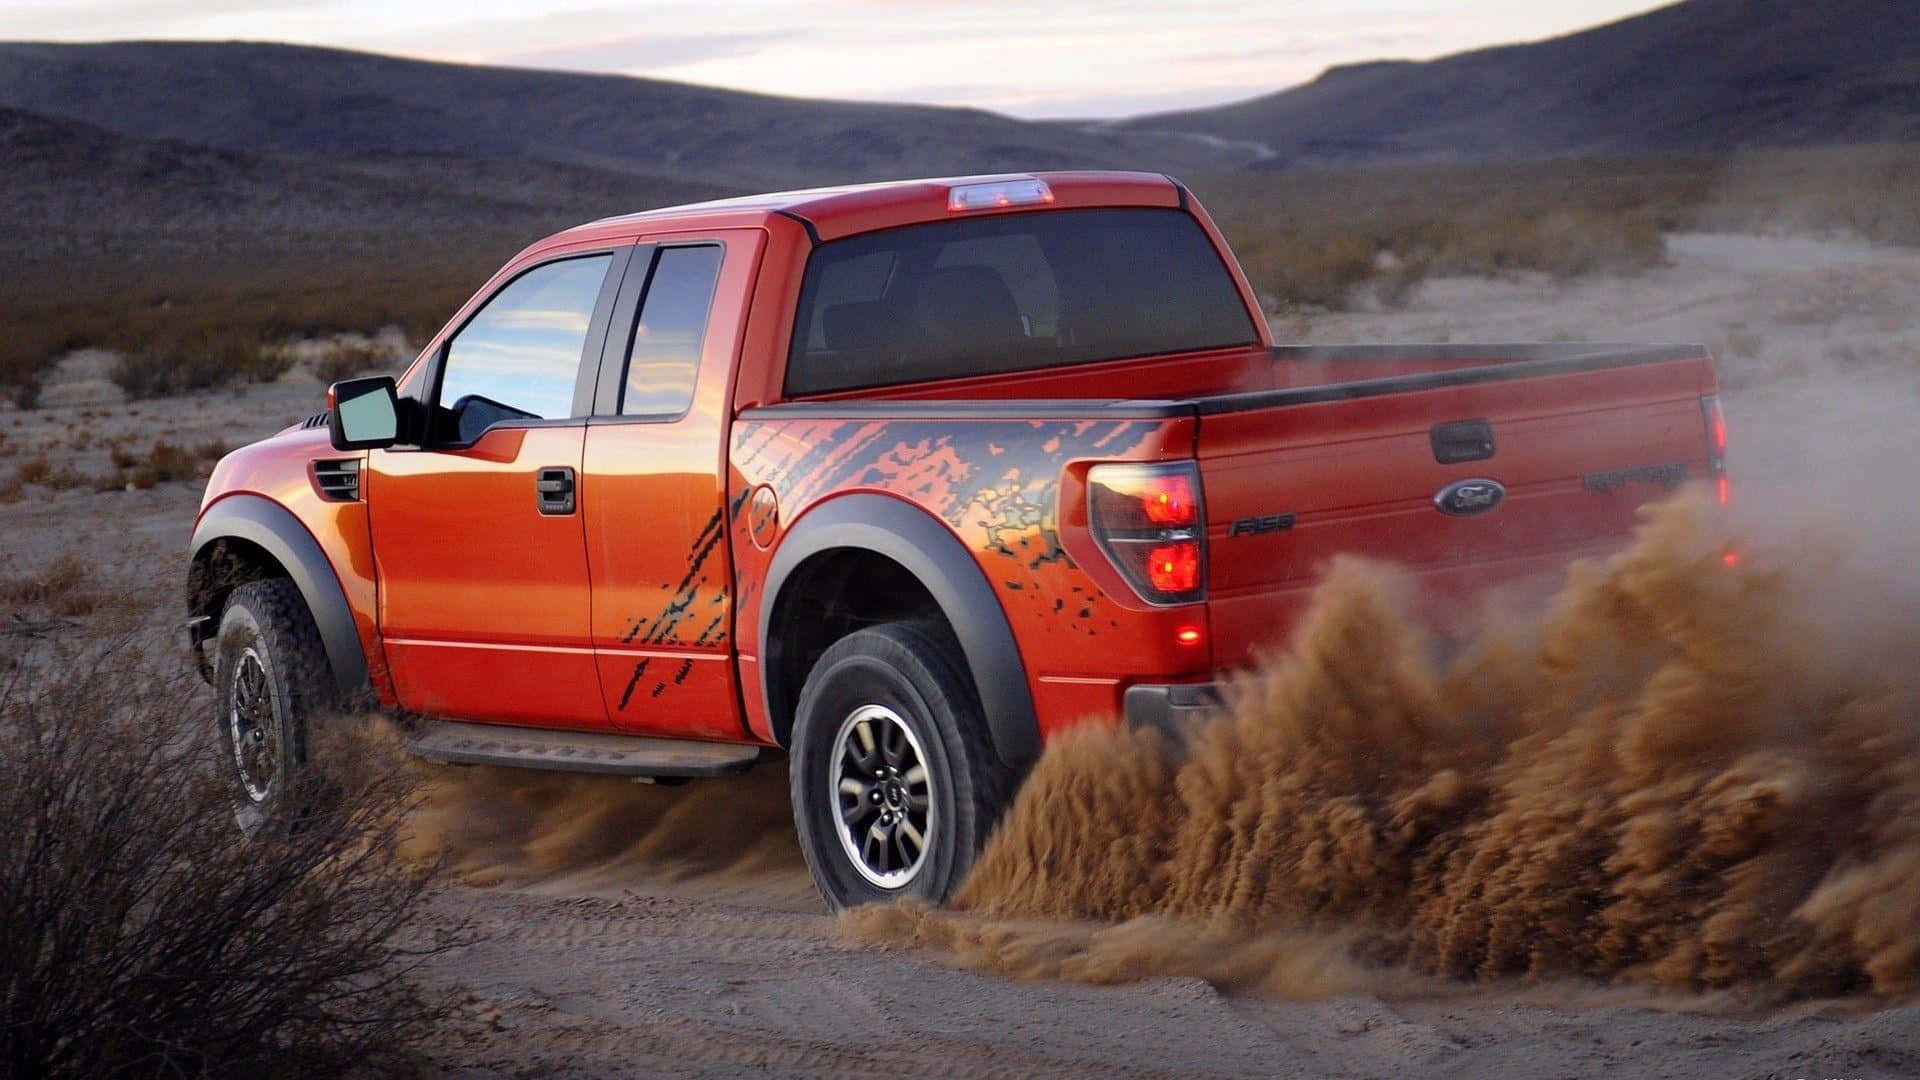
[{"x1": 188, "y1": 171, "x2": 1728, "y2": 909}]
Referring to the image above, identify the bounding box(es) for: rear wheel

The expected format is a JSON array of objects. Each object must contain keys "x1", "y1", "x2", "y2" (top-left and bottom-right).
[
  {"x1": 213, "y1": 579, "x2": 330, "y2": 831},
  {"x1": 789, "y1": 621, "x2": 1012, "y2": 911}
]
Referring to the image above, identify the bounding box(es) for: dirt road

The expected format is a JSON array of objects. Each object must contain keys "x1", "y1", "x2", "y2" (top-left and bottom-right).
[
  {"x1": 4, "y1": 234, "x2": 1918, "y2": 1077},
  {"x1": 397, "y1": 764, "x2": 1920, "y2": 1078}
]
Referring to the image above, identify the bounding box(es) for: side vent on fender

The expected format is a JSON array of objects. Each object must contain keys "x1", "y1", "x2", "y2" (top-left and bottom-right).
[
  {"x1": 301, "y1": 412, "x2": 329, "y2": 430},
  {"x1": 312, "y1": 458, "x2": 362, "y2": 502}
]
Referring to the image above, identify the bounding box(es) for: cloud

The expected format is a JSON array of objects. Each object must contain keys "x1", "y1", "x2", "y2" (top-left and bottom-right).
[
  {"x1": 0, "y1": 0, "x2": 328, "y2": 38},
  {"x1": 493, "y1": 29, "x2": 795, "y2": 74},
  {"x1": 830, "y1": 79, "x2": 1272, "y2": 120},
  {"x1": 1174, "y1": 32, "x2": 1429, "y2": 67}
]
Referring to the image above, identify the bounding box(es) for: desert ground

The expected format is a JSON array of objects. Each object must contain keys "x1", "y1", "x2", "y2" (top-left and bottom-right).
[{"x1": 4, "y1": 232, "x2": 1919, "y2": 1077}]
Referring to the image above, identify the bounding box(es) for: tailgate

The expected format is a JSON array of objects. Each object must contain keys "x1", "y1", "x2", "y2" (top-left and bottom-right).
[{"x1": 1198, "y1": 344, "x2": 1717, "y2": 665}]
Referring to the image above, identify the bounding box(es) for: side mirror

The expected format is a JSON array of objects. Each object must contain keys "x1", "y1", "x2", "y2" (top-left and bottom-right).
[{"x1": 327, "y1": 376, "x2": 401, "y2": 451}]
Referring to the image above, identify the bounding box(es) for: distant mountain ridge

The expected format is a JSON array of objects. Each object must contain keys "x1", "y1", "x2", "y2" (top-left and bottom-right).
[
  {"x1": 0, "y1": 40, "x2": 1249, "y2": 190},
  {"x1": 0, "y1": 0, "x2": 1914, "y2": 192},
  {"x1": 1134, "y1": 0, "x2": 1920, "y2": 164}
]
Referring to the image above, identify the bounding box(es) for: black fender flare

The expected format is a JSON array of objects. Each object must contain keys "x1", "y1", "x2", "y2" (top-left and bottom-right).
[
  {"x1": 760, "y1": 494, "x2": 1039, "y2": 767},
  {"x1": 188, "y1": 493, "x2": 370, "y2": 699}
]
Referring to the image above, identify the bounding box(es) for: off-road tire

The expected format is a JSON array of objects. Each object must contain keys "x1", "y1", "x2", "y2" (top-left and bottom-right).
[
  {"x1": 214, "y1": 578, "x2": 331, "y2": 831},
  {"x1": 789, "y1": 620, "x2": 1013, "y2": 912}
]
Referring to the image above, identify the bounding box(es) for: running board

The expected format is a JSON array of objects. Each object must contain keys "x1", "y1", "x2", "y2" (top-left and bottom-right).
[{"x1": 406, "y1": 720, "x2": 763, "y2": 778}]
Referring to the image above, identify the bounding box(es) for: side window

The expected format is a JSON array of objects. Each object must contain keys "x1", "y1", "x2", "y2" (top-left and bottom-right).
[
  {"x1": 621, "y1": 245, "x2": 724, "y2": 416},
  {"x1": 439, "y1": 253, "x2": 612, "y2": 441}
]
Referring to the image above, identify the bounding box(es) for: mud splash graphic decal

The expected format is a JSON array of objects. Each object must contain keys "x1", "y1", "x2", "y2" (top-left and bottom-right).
[
  {"x1": 617, "y1": 507, "x2": 729, "y2": 650},
  {"x1": 603, "y1": 485, "x2": 762, "y2": 712},
  {"x1": 849, "y1": 489, "x2": 1920, "y2": 1002},
  {"x1": 731, "y1": 416, "x2": 1168, "y2": 636}
]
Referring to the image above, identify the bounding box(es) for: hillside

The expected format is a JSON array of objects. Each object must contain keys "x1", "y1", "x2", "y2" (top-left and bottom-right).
[
  {"x1": 0, "y1": 104, "x2": 739, "y2": 397},
  {"x1": 0, "y1": 105, "x2": 729, "y2": 253},
  {"x1": 0, "y1": 41, "x2": 1253, "y2": 189},
  {"x1": 1133, "y1": 0, "x2": 1920, "y2": 163}
]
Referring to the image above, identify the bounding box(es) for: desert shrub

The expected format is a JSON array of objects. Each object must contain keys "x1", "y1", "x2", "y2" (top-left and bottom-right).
[
  {"x1": 43, "y1": 465, "x2": 90, "y2": 491},
  {"x1": 1195, "y1": 145, "x2": 1920, "y2": 314},
  {"x1": 0, "y1": 309, "x2": 89, "y2": 410},
  {"x1": 132, "y1": 440, "x2": 197, "y2": 486},
  {"x1": 14, "y1": 454, "x2": 51, "y2": 485},
  {"x1": 7, "y1": 454, "x2": 86, "y2": 492},
  {"x1": 112, "y1": 330, "x2": 290, "y2": 399},
  {"x1": 1683, "y1": 145, "x2": 1920, "y2": 245},
  {"x1": 1475, "y1": 207, "x2": 1666, "y2": 279},
  {"x1": 310, "y1": 341, "x2": 392, "y2": 386},
  {"x1": 0, "y1": 650, "x2": 461, "y2": 1075},
  {"x1": 0, "y1": 554, "x2": 92, "y2": 616},
  {"x1": 6, "y1": 378, "x2": 42, "y2": 410},
  {"x1": 1233, "y1": 229, "x2": 1380, "y2": 312},
  {"x1": 5, "y1": 146, "x2": 1911, "y2": 385},
  {"x1": 4, "y1": 242, "x2": 498, "y2": 403},
  {"x1": 1198, "y1": 160, "x2": 1676, "y2": 311},
  {"x1": 97, "y1": 439, "x2": 228, "y2": 491}
]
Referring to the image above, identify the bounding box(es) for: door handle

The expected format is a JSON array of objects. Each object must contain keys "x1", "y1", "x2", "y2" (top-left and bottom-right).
[{"x1": 536, "y1": 466, "x2": 576, "y2": 515}]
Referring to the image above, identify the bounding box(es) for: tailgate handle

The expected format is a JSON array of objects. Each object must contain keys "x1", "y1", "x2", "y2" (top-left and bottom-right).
[{"x1": 1431, "y1": 420, "x2": 1495, "y2": 464}]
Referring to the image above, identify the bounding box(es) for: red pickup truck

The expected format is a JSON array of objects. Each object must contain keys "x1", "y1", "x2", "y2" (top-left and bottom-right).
[{"x1": 188, "y1": 171, "x2": 1726, "y2": 909}]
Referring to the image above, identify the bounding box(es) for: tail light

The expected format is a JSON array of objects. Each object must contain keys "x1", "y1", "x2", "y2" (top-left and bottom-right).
[
  {"x1": 1701, "y1": 394, "x2": 1729, "y2": 504},
  {"x1": 1087, "y1": 462, "x2": 1205, "y2": 605}
]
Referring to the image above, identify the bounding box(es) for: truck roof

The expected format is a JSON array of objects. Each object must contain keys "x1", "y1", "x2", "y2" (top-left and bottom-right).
[{"x1": 556, "y1": 170, "x2": 1185, "y2": 246}]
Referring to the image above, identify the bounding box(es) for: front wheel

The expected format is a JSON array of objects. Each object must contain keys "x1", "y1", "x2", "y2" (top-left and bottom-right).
[
  {"x1": 213, "y1": 579, "x2": 330, "y2": 830},
  {"x1": 789, "y1": 621, "x2": 1012, "y2": 912}
]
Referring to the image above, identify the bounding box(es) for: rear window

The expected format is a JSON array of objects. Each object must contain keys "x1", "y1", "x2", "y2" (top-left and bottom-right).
[{"x1": 784, "y1": 208, "x2": 1258, "y2": 396}]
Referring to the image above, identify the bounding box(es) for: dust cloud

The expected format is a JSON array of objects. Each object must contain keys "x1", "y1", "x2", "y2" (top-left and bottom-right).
[
  {"x1": 853, "y1": 483, "x2": 1920, "y2": 1001},
  {"x1": 400, "y1": 763, "x2": 805, "y2": 899}
]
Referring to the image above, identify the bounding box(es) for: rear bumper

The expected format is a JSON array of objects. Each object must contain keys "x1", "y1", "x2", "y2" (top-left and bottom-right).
[{"x1": 1123, "y1": 681, "x2": 1223, "y2": 736}]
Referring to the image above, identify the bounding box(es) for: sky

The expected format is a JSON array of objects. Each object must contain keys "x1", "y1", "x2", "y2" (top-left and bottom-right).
[{"x1": 0, "y1": 0, "x2": 1672, "y2": 118}]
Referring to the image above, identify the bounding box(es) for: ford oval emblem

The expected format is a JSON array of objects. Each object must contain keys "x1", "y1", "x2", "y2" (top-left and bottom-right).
[{"x1": 1434, "y1": 478, "x2": 1506, "y2": 516}]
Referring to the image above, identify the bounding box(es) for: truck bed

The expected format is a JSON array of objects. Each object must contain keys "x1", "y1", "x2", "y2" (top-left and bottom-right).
[{"x1": 753, "y1": 340, "x2": 1717, "y2": 671}]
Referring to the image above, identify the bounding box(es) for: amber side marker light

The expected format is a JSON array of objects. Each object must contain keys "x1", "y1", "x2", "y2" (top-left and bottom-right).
[{"x1": 947, "y1": 178, "x2": 1054, "y2": 213}]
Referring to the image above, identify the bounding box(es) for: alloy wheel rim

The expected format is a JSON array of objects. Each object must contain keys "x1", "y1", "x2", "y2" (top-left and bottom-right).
[
  {"x1": 228, "y1": 647, "x2": 278, "y2": 803},
  {"x1": 829, "y1": 703, "x2": 936, "y2": 889}
]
